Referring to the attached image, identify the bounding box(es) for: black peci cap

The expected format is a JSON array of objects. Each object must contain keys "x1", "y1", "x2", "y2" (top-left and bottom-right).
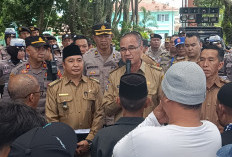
[
  {"x1": 119, "y1": 73, "x2": 148, "y2": 100},
  {"x1": 63, "y1": 44, "x2": 82, "y2": 61},
  {"x1": 217, "y1": 82, "x2": 232, "y2": 108}
]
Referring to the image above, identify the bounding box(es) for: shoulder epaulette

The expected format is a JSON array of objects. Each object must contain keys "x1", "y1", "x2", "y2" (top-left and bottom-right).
[
  {"x1": 48, "y1": 79, "x2": 61, "y2": 87},
  {"x1": 150, "y1": 64, "x2": 162, "y2": 71},
  {"x1": 89, "y1": 77, "x2": 100, "y2": 84}
]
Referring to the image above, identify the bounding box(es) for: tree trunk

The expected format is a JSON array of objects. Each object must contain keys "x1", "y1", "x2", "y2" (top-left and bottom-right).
[
  {"x1": 38, "y1": 4, "x2": 45, "y2": 33},
  {"x1": 135, "y1": 0, "x2": 139, "y2": 25}
]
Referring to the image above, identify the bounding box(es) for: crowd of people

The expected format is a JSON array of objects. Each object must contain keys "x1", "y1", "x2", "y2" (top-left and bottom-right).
[{"x1": 0, "y1": 23, "x2": 232, "y2": 157}]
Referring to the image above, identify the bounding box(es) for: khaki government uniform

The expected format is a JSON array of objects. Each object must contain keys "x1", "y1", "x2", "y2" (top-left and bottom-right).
[
  {"x1": 45, "y1": 75, "x2": 104, "y2": 141},
  {"x1": 103, "y1": 61, "x2": 163, "y2": 122},
  {"x1": 83, "y1": 47, "x2": 121, "y2": 93},
  {"x1": 10, "y1": 61, "x2": 59, "y2": 114},
  {"x1": 201, "y1": 76, "x2": 229, "y2": 131}
]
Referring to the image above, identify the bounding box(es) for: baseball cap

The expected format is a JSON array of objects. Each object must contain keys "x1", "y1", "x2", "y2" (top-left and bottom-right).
[
  {"x1": 150, "y1": 33, "x2": 162, "y2": 39},
  {"x1": 19, "y1": 26, "x2": 31, "y2": 34},
  {"x1": 162, "y1": 61, "x2": 206, "y2": 105},
  {"x1": 29, "y1": 26, "x2": 39, "y2": 32},
  {"x1": 174, "y1": 37, "x2": 185, "y2": 47},
  {"x1": 62, "y1": 34, "x2": 72, "y2": 40},
  {"x1": 25, "y1": 36, "x2": 46, "y2": 48},
  {"x1": 8, "y1": 122, "x2": 77, "y2": 157},
  {"x1": 92, "y1": 23, "x2": 112, "y2": 36}
]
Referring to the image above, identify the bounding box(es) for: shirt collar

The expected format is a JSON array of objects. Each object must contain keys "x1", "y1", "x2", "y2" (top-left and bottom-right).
[
  {"x1": 115, "y1": 117, "x2": 144, "y2": 125},
  {"x1": 64, "y1": 75, "x2": 88, "y2": 85}
]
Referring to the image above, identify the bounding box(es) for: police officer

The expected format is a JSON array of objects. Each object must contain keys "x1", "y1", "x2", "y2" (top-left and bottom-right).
[
  {"x1": 103, "y1": 31, "x2": 163, "y2": 123},
  {"x1": 29, "y1": 26, "x2": 40, "y2": 36},
  {"x1": 62, "y1": 34, "x2": 73, "y2": 48},
  {"x1": 146, "y1": 33, "x2": 167, "y2": 63},
  {"x1": 18, "y1": 26, "x2": 31, "y2": 40},
  {"x1": 2, "y1": 28, "x2": 16, "y2": 60},
  {"x1": 10, "y1": 36, "x2": 61, "y2": 114},
  {"x1": 0, "y1": 38, "x2": 26, "y2": 98},
  {"x1": 83, "y1": 23, "x2": 121, "y2": 93},
  {"x1": 45, "y1": 44, "x2": 104, "y2": 157}
]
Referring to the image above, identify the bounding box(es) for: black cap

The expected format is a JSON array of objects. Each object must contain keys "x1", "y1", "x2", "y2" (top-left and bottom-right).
[
  {"x1": 8, "y1": 122, "x2": 77, "y2": 157},
  {"x1": 45, "y1": 35, "x2": 57, "y2": 41},
  {"x1": 62, "y1": 34, "x2": 72, "y2": 40},
  {"x1": 150, "y1": 33, "x2": 162, "y2": 39},
  {"x1": 92, "y1": 23, "x2": 112, "y2": 36},
  {"x1": 18, "y1": 26, "x2": 31, "y2": 34},
  {"x1": 25, "y1": 36, "x2": 46, "y2": 48},
  {"x1": 119, "y1": 74, "x2": 148, "y2": 100},
  {"x1": 29, "y1": 26, "x2": 39, "y2": 32},
  {"x1": 63, "y1": 44, "x2": 82, "y2": 61},
  {"x1": 217, "y1": 82, "x2": 232, "y2": 108}
]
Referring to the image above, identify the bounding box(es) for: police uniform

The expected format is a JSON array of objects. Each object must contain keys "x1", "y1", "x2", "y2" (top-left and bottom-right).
[
  {"x1": 45, "y1": 75, "x2": 104, "y2": 141},
  {"x1": 0, "y1": 60, "x2": 23, "y2": 98},
  {"x1": 103, "y1": 61, "x2": 163, "y2": 122},
  {"x1": 10, "y1": 61, "x2": 51, "y2": 113},
  {"x1": 224, "y1": 52, "x2": 232, "y2": 81},
  {"x1": 83, "y1": 23, "x2": 121, "y2": 93},
  {"x1": 83, "y1": 47, "x2": 121, "y2": 93},
  {"x1": 145, "y1": 47, "x2": 167, "y2": 63},
  {"x1": 201, "y1": 76, "x2": 230, "y2": 131}
]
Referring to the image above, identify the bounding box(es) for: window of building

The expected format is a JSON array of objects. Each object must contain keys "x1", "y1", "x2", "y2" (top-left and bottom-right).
[{"x1": 157, "y1": 14, "x2": 169, "y2": 22}]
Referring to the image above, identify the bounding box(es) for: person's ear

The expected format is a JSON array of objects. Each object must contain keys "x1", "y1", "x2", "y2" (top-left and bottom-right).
[
  {"x1": 144, "y1": 97, "x2": 151, "y2": 108},
  {"x1": 116, "y1": 97, "x2": 121, "y2": 107},
  {"x1": 218, "y1": 61, "x2": 224, "y2": 71}
]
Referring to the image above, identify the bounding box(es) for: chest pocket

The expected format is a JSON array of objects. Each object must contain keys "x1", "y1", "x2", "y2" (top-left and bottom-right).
[
  {"x1": 57, "y1": 95, "x2": 74, "y2": 116},
  {"x1": 86, "y1": 68, "x2": 100, "y2": 77},
  {"x1": 82, "y1": 91, "x2": 96, "y2": 111}
]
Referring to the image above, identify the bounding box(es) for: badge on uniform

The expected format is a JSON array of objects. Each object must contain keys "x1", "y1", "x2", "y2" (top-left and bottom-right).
[
  {"x1": 95, "y1": 51, "x2": 98, "y2": 55},
  {"x1": 89, "y1": 71, "x2": 96, "y2": 75},
  {"x1": 21, "y1": 69, "x2": 28, "y2": 74},
  {"x1": 59, "y1": 93, "x2": 69, "y2": 110}
]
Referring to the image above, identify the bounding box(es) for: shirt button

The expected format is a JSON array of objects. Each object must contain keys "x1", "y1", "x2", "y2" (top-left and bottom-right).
[{"x1": 206, "y1": 117, "x2": 209, "y2": 120}]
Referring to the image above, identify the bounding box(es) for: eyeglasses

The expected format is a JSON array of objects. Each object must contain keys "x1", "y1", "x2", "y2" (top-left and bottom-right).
[
  {"x1": 24, "y1": 91, "x2": 44, "y2": 98},
  {"x1": 120, "y1": 45, "x2": 140, "y2": 53}
]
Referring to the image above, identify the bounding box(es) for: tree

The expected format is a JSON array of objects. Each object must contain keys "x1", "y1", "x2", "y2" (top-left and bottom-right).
[{"x1": 140, "y1": 6, "x2": 157, "y2": 29}]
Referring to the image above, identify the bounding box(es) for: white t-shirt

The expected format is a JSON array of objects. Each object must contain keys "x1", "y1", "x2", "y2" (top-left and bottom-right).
[{"x1": 113, "y1": 113, "x2": 221, "y2": 157}]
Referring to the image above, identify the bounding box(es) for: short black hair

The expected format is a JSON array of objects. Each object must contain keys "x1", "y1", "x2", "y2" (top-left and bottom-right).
[
  {"x1": 186, "y1": 33, "x2": 200, "y2": 42},
  {"x1": 120, "y1": 96, "x2": 147, "y2": 112},
  {"x1": 0, "y1": 100, "x2": 46, "y2": 150},
  {"x1": 201, "y1": 44, "x2": 224, "y2": 62}
]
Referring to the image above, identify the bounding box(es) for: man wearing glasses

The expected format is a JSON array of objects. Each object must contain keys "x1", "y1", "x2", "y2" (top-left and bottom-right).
[
  {"x1": 8, "y1": 74, "x2": 41, "y2": 109},
  {"x1": 10, "y1": 36, "x2": 61, "y2": 115},
  {"x1": 103, "y1": 31, "x2": 164, "y2": 123}
]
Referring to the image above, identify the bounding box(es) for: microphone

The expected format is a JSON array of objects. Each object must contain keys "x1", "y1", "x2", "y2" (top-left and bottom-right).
[{"x1": 126, "y1": 60, "x2": 131, "y2": 74}]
